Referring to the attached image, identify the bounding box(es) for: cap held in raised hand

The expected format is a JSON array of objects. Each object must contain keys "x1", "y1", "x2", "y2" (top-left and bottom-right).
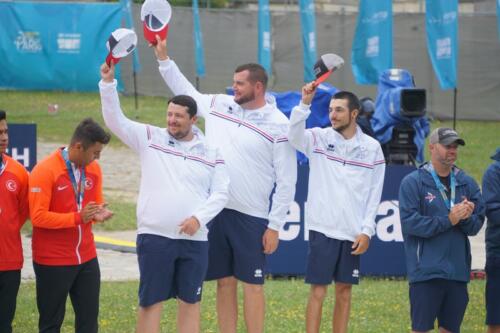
[
  {"x1": 141, "y1": 0, "x2": 172, "y2": 45},
  {"x1": 105, "y1": 28, "x2": 138, "y2": 66},
  {"x1": 313, "y1": 53, "x2": 344, "y2": 86}
]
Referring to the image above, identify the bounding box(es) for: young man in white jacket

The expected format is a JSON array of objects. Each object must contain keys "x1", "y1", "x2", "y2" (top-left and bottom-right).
[
  {"x1": 288, "y1": 83, "x2": 385, "y2": 333},
  {"x1": 151, "y1": 36, "x2": 297, "y2": 333},
  {"x1": 99, "y1": 63, "x2": 229, "y2": 333}
]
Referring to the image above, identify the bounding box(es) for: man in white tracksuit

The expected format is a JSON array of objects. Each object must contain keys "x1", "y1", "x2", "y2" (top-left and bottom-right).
[
  {"x1": 151, "y1": 36, "x2": 297, "y2": 333},
  {"x1": 288, "y1": 83, "x2": 385, "y2": 333},
  {"x1": 99, "y1": 63, "x2": 229, "y2": 333}
]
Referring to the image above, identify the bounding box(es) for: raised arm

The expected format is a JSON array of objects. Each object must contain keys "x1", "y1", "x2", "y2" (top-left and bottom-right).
[
  {"x1": 288, "y1": 82, "x2": 318, "y2": 156},
  {"x1": 153, "y1": 36, "x2": 212, "y2": 118},
  {"x1": 99, "y1": 63, "x2": 149, "y2": 153}
]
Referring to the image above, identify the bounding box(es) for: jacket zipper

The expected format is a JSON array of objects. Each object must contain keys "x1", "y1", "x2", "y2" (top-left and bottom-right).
[
  {"x1": 76, "y1": 225, "x2": 82, "y2": 264},
  {"x1": 416, "y1": 241, "x2": 420, "y2": 263}
]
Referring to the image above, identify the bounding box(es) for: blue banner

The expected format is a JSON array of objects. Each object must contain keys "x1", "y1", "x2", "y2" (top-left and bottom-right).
[
  {"x1": 120, "y1": 0, "x2": 141, "y2": 73},
  {"x1": 351, "y1": 0, "x2": 393, "y2": 85},
  {"x1": 299, "y1": 0, "x2": 317, "y2": 82},
  {"x1": 192, "y1": 0, "x2": 206, "y2": 78},
  {"x1": 258, "y1": 0, "x2": 272, "y2": 75},
  {"x1": 425, "y1": 0, "x2": 458, "y2": 90},
  {"x1": 0, "y1": 2, "x2": 122, "y2": 92}
]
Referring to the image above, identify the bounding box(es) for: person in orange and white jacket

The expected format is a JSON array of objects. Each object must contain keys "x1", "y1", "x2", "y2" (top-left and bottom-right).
[
  {"x1": 29, "y1": 118, "x2": 112, "y2": 333},
  {"x1": 0, "y1": 110, "x2": 29, "y2": 333}
]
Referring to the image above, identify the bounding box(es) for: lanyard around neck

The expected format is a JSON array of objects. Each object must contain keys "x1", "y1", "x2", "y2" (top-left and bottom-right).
[
  {"x1": 429, "y1": 164, "x2": 456, "y2": 210},
  {"x1": 61, "y1": 149, "x2": 86, "y2": 211}
]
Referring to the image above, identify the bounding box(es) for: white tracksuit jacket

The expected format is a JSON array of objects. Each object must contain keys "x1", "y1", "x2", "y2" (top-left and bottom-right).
[
  {"x1": 158, "y1": 59, "x2": 297, "y2": 231},
  {"x1": 99, "y1": 79, "x2": 229, "y2": 241},
  {"x1": 288, "y1": 102, "x2": 386, "y2": 242}
]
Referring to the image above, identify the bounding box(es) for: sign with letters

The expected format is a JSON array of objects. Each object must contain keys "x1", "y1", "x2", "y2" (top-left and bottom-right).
[
  {"x1": 351, "y1": 0, "x2": 393, "y2": 85},
  {"x1": 7, "y1": 124, "x2": 37, "y2": 171},
  {"x1": 0, "y1": 2, "x2": 123, "y2": 91},
  {"x1": 425, "y1": 0, "x2": 458, "y2": 90},
  {"x1": 268, "y1": 164, "x2": 415, "y2": 277}
]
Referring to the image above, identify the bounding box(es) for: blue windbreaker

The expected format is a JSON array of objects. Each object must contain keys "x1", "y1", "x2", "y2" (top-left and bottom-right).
[
  {"x1": 399, "y1": 162, "x2": 485, "y2": 283},
  {"x1": 484, "y1": 148, "x2": 500, "y2": 259}
]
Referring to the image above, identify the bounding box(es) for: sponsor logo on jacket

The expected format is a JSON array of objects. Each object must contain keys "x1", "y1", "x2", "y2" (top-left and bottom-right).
[{"x1": 425, "y1": 192, "x2": 436, "y2": 203}]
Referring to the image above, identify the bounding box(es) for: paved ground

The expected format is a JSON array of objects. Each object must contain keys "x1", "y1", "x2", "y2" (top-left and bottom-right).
[
  {"x1": 23, "y1": 142, "x2": 486, "y2": 281},
  {"x1": 21, "y1": 233, "x2": 140, "y2": 281}
]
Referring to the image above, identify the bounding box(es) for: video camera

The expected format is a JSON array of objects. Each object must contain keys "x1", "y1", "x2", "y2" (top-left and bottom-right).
[{"x1": 369, "y1": 69, "x2": 430, "y2": 166}]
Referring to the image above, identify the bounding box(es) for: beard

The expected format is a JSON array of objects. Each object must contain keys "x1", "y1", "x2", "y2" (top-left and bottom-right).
[
  {"x1": 440, "y1": 155, "x2": 456, "y2": 167},
  {"x1": 332, "y1": 118, "x2": 352, "y2": 134},
  {"x1": 234, "y1": 91, "x2": 256, "y2": 106},
  {"x1": 168, "y1": 128, "x2": 191, "y2": 141}
]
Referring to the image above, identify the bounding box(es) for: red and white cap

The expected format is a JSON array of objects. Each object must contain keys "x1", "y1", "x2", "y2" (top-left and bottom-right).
[
  {"x1": 106, "y1": 28, "x2": 138, "y2": 66},
  {"x1": 141, "y1": 0, "x2": 172, "y2": 44},
  {"x1": 313, "y1": 53, "x2": 344, "y2": 86}
]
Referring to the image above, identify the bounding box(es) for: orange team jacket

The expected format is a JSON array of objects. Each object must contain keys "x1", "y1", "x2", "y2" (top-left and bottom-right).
[
  {"x1": 0, "y1": 154, "x2": 29, "y2": 271},
  {"x1": 29, "y1": 148, "x2": 104, "y2": 266}
]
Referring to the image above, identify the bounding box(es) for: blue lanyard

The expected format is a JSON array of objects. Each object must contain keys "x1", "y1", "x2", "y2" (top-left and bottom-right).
[
  {"x1": 61, "y1": 149, "x2": 86, "y2": 211},
  {"x1": 429, "y1": 164, "x2": 456, "y2": 210}
]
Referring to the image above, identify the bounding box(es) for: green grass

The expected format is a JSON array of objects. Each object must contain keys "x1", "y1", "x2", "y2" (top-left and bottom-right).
[{"x1": 14, "y1": 278, "x2": 486, "y2": 332}]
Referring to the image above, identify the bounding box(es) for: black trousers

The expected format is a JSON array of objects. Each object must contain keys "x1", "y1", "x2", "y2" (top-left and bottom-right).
[
  {"x1": 33, "y1": 258, "x2": 100, "y2": 333},
  {"x1": 0, "y1": 270, "x2": 21, "y2": 333}
]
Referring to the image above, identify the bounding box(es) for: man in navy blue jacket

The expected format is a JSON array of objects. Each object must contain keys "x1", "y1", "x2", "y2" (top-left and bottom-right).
[
  {"x1": 483, "y1": 147, "x2": 500, "y2": 333},
  {"x1": 399, "y1": 127, "x2": 485, "y2": 333}
]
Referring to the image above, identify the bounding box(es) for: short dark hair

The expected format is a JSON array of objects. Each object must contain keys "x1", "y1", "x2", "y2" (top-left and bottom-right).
[
  {"x1": 168, "y1": 95, "x2": 197, "y2": 118},
  {"x1": 70, "y1": 118, "x2": 111, "y2": 149},
  {"x1": 332, "y1": 91, "x2": 361, "y2": 112},
  {"x1": 234, "y1": 63, "x2": 268, "y2": 89},
  {"x1": 0, "y1": 110, "x2": 6, "y2": 121}
]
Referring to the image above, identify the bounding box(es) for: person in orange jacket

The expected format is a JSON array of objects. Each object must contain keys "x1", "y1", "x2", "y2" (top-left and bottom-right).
[
  {"x1": 29, "y1": 118, "x2": 112, "y2": 333},
  {"x1": 0, "y1": 110, "x2": 29, "y2": 333}
]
